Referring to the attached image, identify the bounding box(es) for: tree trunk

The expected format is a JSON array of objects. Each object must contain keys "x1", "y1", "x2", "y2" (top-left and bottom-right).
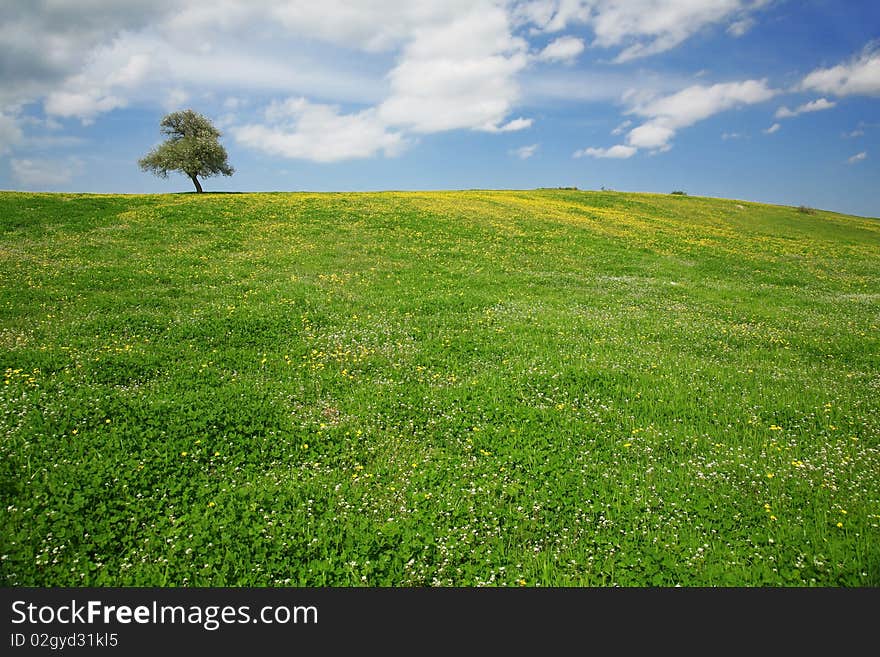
[{"x1": 189, "y1": 174, "x2": 203, "y2": 193}]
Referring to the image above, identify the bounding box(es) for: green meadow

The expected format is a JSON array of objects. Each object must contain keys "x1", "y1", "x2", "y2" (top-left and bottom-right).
[{"x1": 1, "y1": 189, "x2": 878, "y2": 586}]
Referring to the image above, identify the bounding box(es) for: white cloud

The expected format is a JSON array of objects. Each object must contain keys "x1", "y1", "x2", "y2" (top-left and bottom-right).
[
  {"x1": 511, "y1": 143, "x2": 539, "y2": 159},
  {"x1": 774, "y1": 97, "x2": 836, "y2": 119},
  {"x1": 25, "y1": 1, "x2": 532, "y2": 161},
  {"x1": 843, "y1": 128, "x2": 864, "y2": 138},
  {"x1": 163, "y1": 88, "x2": 189, "y2": 111},
  {"x1": 721, "y1": 132, "x2": 743, "y2": 140},
  {"x1": 19, "y1": 1, "x2": 775, "y2": 124},
  {"x1": 233, "y1": 98, "x2": 406, "y2": 163},
  {"x1": 623, "y1": 79, "x2": 775, "y2": 150},
  {"x1": 626, "y1": 122, "x2": 676, "y2": 149},
  {"x1": 484, "y1": 117, "x2": 534, "y2": 133},
  {"x1": 518, "y1": 1, "x2": 772, "y2": 63},
  {"x1": 2, "y1": 1, "x2": 780, "y2": 166},
  {"x1": 763, "y1": 122, "x2": 780, "y2": 134},
  {"x1": 573, "y1": 144, "x2": 636, "y2": 159},
  {"x1": 0, "y1": 0, "x2": 176, "y2": 107},
  {"x1": 0, "y1": 112, "x2": 23, "y2": 155},
  {"x1": 44, "y1": 89, "x2": 127, "y2": 124},
  {"x1": 584, "y1": 78, "x2": 775, "y2": 158},
  {"x1": 42, "y1": 35, "x2": 155, "y2": 122},
  {"x1": 512, "y1": 0, "x2": 591, "y2": 33},
  {"x1": 727, "y1": 17, "x2": 755, "y2": 37},
  {"x1": 11, "y1": 157, "x2": 83, "y2": 188},
  {"x1": 537, "y1": 36, "x2": 585, "y2": 63},
  {"x1": 40, "y1": 27, "x2": 387, "y2": 123},
  {"x1": 595, "y1": 1, "x2": 748, "y2": 62},
  {"x1": 6, "y1": 1, "x2": 778, "y2": 131},
  {"x1": 106, "y1": 52, "x2": 153, "y2": 87},
  {"x1": 631, "y1": 80, "x2": 776, "y2": 128},
  {"x1": 847, "y1": 151, "x2": 867, "y2": 164},
  {"x1": 611, "y1": 119, "x2": 632, "y2": 135},
  {"x1": 378, "y1": 4, "x2": 530, "y2": 134},
  {"x1": 266, "y1": 1, "x2": 475, "y2": 52},
  {"x1": 801, "y1": 48, "x2": 880, "y2": 97},
  {"x1": 233, "y1": 4, "x2": 535, "y2": 164}
]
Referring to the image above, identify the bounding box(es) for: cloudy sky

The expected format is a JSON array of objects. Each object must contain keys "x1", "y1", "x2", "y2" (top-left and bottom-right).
[{"x1": 1, "y1": 0, "x2": 878, "y2": 216}]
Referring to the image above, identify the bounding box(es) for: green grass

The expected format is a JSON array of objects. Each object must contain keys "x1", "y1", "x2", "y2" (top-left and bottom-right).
[{"x1": 1, "y1": 189, "x2": 878, "y2": 586}]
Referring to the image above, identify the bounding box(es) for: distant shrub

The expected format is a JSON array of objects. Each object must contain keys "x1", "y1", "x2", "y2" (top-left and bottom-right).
[
  {"x1": 797, "y1": 205, "x2": 816, "y2": 215},
  {"x1": 671, "y1": 190, "x2": 687, "y2": 196}
]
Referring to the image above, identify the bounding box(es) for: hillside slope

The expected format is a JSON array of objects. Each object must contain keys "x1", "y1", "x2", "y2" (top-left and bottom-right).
[{"x1": 1, "y1": 190, "x2": 878, "y2": 586}]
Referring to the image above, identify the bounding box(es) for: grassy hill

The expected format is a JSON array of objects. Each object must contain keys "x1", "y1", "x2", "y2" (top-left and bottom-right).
[{"x1": 1, "y1": 189, "x2": 878, "y2": 586}]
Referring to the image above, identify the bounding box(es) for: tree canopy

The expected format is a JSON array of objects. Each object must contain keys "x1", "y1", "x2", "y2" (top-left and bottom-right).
[{"x1": 138, "y1": 109, "x2": 233, "y2": 193}]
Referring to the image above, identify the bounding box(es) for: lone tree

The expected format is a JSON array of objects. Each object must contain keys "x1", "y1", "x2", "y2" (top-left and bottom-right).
[{"x1": 138, "y1": 109, "x2": 233, "y2": 193}]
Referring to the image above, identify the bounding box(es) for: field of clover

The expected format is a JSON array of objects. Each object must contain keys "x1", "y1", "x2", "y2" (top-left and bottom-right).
[{"x1": 1, "y1": 189, "x2": 878, "y2": 586}]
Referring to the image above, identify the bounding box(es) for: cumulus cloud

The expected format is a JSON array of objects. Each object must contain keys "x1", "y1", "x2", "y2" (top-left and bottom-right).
[
  {"x1": 11, "y1": 156, "x2": 83, "y2": 187},
  {"x1": 632, "y1": 80, "x2": 775, "y2": 127},
  {"x1": 763, "y1": 122, "x2": 781, "y2": 134},
  {"x1": 537, "y1": 36, "x2": 585, "y2": 63},
  {"x1": 44, "y1": 89, "x2": 127, "y2": 124},
  {"x1": 38, "y1": 26, "x2": 385, "y2": 123},
  {"x1": 232, "y1": 4, "x2": 535, "y2": 163},
  {"x1": 511, "y1": 143, "x2": 539, "y2": 159},
  {"x1": 625, "y1": 79, "x2": 776, "y2": 149},
  {"x1": 577, "y1": 78, "x2": 775, "y2": 158},
  {"x1": 378, "y1": 4, "x2": 530, "y2": 134},
  {"x1": 0, "y1": 0, "x2": 176, "y2": 107},
  {"x1": 43, "y1": 34, "x2": 159, "y2": 122},
  {"x1": 625, "y1": 122, "x2": 676, "y2": 150},
  {"x1": 512, "y1": 0, "x2": 591, "y2": 32},
  {"x1": 6, "y1": 1, "x2": 777, "y2": 122},
  {"x1": 16, "y1": 0, "x2": 536, "y2": 153},
  {"x1": 573, "y1": 144, "x2": 636, "y2": 159},
  {"x1": 0, "y1": 0, "x2": 410, "y2": 107},
  {"x1": 233, "y1": 98, "x2": 406, "y2": 163},
  {"x1": 774, "y1": 97, "x2": 836, "y2": 119},
  {"x1": 4, "y1": 2, "x2": 392, "y2": 120},
  {"x1": 801, "y1": 48, "x2": 880, "y2": 97},
  {"x1": 519, "y1": 0, "x2": 773, "y2": 62},
  {"x1": 595, "y1": 1, "x2": 748, "y2": 62},
  {"x1": 847, "y1": 151, "x2": 867, "y2": 164},
  {"x1": 0, "y1": 1, "x2": 782, "y2": 166}
]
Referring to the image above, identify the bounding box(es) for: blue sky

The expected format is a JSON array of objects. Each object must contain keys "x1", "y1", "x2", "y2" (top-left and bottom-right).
[{"x1": 1, "y1": 0, "x2": 878, "y2": 217}]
